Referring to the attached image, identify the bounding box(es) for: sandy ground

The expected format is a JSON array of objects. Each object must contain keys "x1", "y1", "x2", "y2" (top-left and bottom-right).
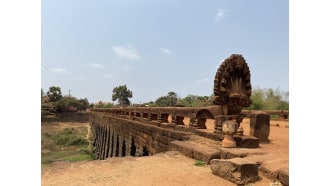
[{"x1": 42, "y1": 118, "x2": 289, "y2": 186}]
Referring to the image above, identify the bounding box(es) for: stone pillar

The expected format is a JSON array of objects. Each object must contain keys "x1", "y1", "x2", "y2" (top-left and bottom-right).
[
  {"x1": 214, "y1": 116, "x2": 223, "y2": 134},
  {"x1": 104, "y1": 126, "x2": 110, "y2": 158},
  {"x1": 250, "y1": 111, "x2": 270, "y2": 142},
  {"x1": 135, "y1": 144, "x2": 144, "y2": 157},
  {"x1": 102, "y1": 126, "x2": 107, "y2": 159},
  {"x1": 189, "y1": 111, "x2": 198, "y2": 128},
  {"x1": 118, "y1": 135, "x2": 123, "y2": 157},
  {"x1": 171, "y1": 109, "x2": 178, "y2": 124},
  {"x1": 110, "y1": 130, "x2": 114, "y2": 157},
  {"x1": 100, "y1": 125, "x2": 106, "y2": 159},
  {"x1": 125, "y1": 136, "x2": 131, "y2": 156},
  {"x1": 157, "y1": 112, "x2": 163, "y2": 123},
  {"x1": 114, "y1": 133, "x2": 118, "y2": 157},
  {"x1": 222, "y1": 120, "x2": 238, "y2": 148}
]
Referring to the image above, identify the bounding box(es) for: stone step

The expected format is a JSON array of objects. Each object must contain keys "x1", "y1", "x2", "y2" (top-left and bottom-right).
[{"x1": 169, "y1": 135, "x2": 265, "y2": 164}]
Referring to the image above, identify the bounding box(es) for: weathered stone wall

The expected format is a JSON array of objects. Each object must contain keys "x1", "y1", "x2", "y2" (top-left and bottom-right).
[{"x1": 90, "y1": 112, "x2": 188, "y2": 160}]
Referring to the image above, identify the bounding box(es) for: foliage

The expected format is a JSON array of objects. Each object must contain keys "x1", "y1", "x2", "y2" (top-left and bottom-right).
[
  {"x1": 52, "y1": 128, "x2": 89, "y2": 146},
  {"x1": 194, "y1": 160, "x2": 207, "y2": 166},
  {"x1": 42, "y1": 124, "x2": 93, "y2": 165},
  {"x1": 94, "y1": 101, "x2": 114, "y2": 108},
  {"x1": 112, "y1": 85, "x2": 133, "y2": 106},
  {"x1": 155, "y1": 91, "x2": 178, "y2": 106},
  {"x1": 247, "y1": 87, "x2": 289, "y2": 110},
  {"x1": 54, "y1": 96, "x2": 89, "y2": 113},
  {"x1": 179, "y1": 95, "x2": 214, "y2": 107},
  {"x1": 47, "y1": 86, "x2": 63, "y2": 102}
]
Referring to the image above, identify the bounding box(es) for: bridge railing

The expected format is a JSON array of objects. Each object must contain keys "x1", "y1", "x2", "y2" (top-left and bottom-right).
[
  {"x1": 241, "y1": 110, "x2": 289, "y2": 119},
  {"x1": 91, "y1": 107, "x2": 289, "y2": 120}
]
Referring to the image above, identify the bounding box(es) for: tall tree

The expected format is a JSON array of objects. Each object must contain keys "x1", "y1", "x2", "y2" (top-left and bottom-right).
[
  {"x1": 155, "y1": 91, "x2": 178, "y2": 106},
  {"x1": 112, "y1": 85, "x2": 133, "y2": 106},
  {"x1": 167, "y1": 91, "x2": 178, "y2": 106},
  {"x1": 47, "y1": 86, "x2": 62, "y2": 102}
]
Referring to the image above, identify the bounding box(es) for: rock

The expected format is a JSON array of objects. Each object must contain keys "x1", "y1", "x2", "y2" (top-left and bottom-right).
[
  {"x1": 210, "y1": 158, "x2": 259, "y2": 185},
  {"x1": 234, "y1": 135, "x2": 259, "y2": 148}
]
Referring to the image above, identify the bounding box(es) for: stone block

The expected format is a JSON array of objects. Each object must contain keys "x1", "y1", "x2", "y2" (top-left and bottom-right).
[
  {"x1": 259, "y1": 159, "x2": 289, "y2": 186},
  {"x1": 234, "y1": 135, "x2": 259, "y2": 148},
  {"x1": 250, "y1": 111, "x2": 270, "y2": 142},
  {"x1": 210, "y1": 158, "x2": 259, "y2": 185}
]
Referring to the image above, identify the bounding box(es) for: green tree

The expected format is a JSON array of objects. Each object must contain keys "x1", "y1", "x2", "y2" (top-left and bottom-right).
[
  {"x1": 78, "y1": 98, "x2": 89, "y2": 111},
  {"x1": 47, "y1": 86, "x2": 63, "y2": 102},
  {"x1": 249, "y1": 88, "x2": 264, "y2": 110},
  {"x1": 179, "y1": 95, "x2": 213, "y2": 107},
  {"x1": 155, "y1": 91, "x2": 178, "y2": 106},
  {"x1": 167, "y1": 91, "x2": 178, "y2": 106},
  {"x1": 248, "y1": 87, "x2": 289, "y2": 110},
  {"x1": 112, "y1": 85, "x2": 133, "y2": 106}
]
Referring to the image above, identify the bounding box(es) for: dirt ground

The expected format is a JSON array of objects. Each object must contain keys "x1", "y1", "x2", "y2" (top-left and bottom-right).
[{"x1": 41, "y1": 118, "x2": 289, "y2": 186}]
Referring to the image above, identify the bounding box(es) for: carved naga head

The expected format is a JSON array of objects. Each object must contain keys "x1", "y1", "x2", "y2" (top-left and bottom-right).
[{"x1": 213, "y1": 54, "x2": 252, "y2": 115}]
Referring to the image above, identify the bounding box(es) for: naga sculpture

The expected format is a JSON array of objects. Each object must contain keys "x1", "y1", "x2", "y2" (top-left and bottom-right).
[
  {"x1": 213, "y1": 54, "x2": 252, "y2": 115},
  {"x1": 213, "y1": 54, "x2": 252, "y2": 147}
]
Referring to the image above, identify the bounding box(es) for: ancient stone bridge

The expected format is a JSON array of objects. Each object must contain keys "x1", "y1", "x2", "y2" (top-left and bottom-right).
[
  {"x1": 90, "y1": 105, "x2": 231, "y2": 159},
  {"x1": 89, "y1": 54, "x2": 289, "y2": 185},
  {"x1": 89, "y1": 106, "x2": 288, "y2": 159}
]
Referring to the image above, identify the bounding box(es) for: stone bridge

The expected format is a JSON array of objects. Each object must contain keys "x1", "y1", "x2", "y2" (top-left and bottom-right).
[
  {"x1": 89, "y1": 54, "x2": 289, "y2": 185},
  {"x1": 90, "y1": 105, "x2": 237, "y2": 159}
]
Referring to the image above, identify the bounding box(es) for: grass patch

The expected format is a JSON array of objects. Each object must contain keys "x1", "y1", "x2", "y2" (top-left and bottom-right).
[
  {"x1": 41, "y1": 121, "x2": 94, "y2": 166},
  {"x1": 194, "y1": 160, "x2": 207, "y2": 167}
]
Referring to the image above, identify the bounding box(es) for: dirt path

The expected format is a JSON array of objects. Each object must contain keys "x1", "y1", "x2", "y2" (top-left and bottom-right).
[{"x1": 42, "y1": 118, "x2": 289, "y2": 186}]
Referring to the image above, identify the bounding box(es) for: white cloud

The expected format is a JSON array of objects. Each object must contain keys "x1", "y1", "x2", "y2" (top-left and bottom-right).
[
  {"x1": 214, "y1": 9, "x2": 227, "y2": 23},
  {"x1": 197, "y1": 78, "x2": 210, "y2": 83},
  {"x1": 88, "y1": 63, "x2": 105, "y2": 69},
  {"x1": 160, "y1": 48, "x2": 172, "y2": 55},
  {"x1": 50, "y1": 68, "x2": 69, "y2": 74},
  {"x1": 112, "y1": 44, "x2": 140, "y2": 60}
]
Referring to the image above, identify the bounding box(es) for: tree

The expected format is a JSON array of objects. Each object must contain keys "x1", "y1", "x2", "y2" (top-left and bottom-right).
[
  {"x1": 167, "y1": 91, "x2": 178, "y2": 106},
  {"x1": 112, "y1": 85, "x2": 133, "y2": 106},
  {"x1": 247, "y1": 87, "x2": 289, "y2": 110},
  {"x1": 47, "y1": 86, "x2": 62, "y2": 102},
  {"x1": 155, "y1": 91, "x2": 178, "y2": 106}
]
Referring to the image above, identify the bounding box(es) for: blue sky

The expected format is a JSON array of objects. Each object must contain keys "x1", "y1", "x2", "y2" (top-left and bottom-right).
[{"x1": 41, "y1": 0, "x2": 288, "y2": 104}]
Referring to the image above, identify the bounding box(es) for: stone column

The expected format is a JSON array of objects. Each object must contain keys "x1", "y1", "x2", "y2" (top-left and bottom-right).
[
  {"x1": 118, "y1": 135, "x2": 123, "y2": 157},
  {"x1": 125, "y1": 136, "x2": 131, "y2": 157},
  {"x1": 101, "y1": 125, "x2": 108, "y2": 159},
  {"x1": 157, "y1": 112, "x2": 163, "y2": 123},
  {"x1": 171, "y1": 109, "x2": 178, "y2": 124},
  {"x1": 222, "y1": 120, "x2": 238, "y2": 148},
  {"x1": 250, "y1": 111, "x2": 270, "y2": 142},
  {"x1": 114, "y1": 133, "x2": 118, "y2": 157},
  {"x1": 189, "y1": 111, "x2": 198, "y2": 128},
  {"x1": 104, "y1": 126, "x2": 110, "y2": 158},
  {"x1": 214, "y1": 116, "x2": 223, "y2": 134}
]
